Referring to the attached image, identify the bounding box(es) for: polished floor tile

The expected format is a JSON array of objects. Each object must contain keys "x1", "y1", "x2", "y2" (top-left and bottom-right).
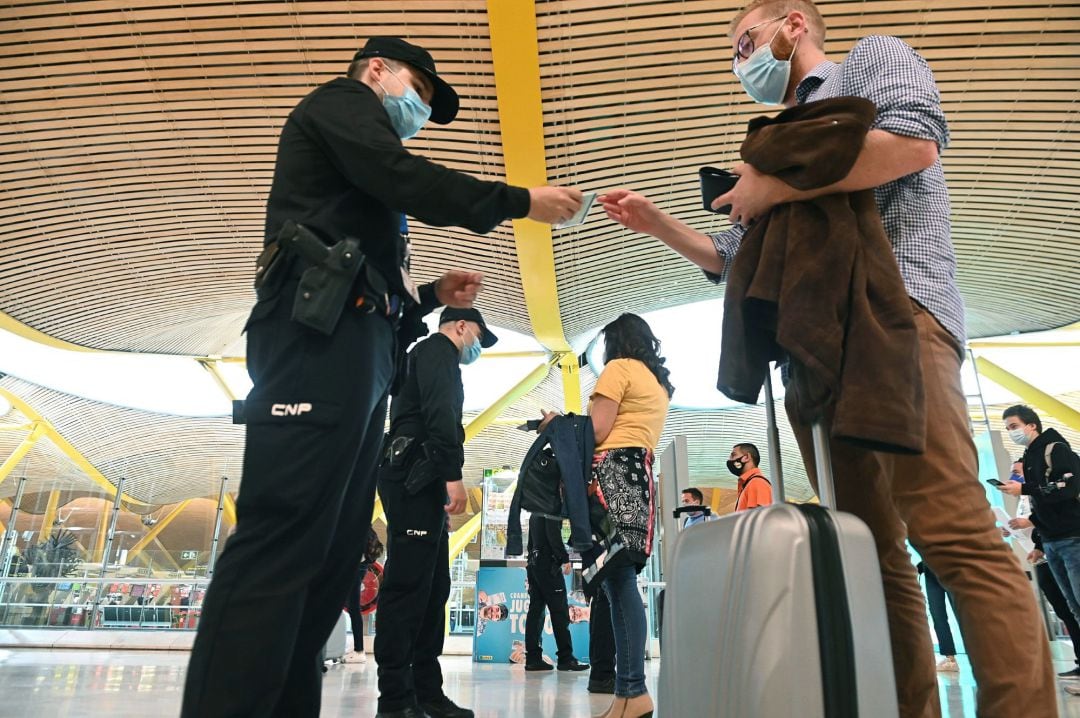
[{"x1": 0, "y1": 649, "x2": 1077, "y2": 717}]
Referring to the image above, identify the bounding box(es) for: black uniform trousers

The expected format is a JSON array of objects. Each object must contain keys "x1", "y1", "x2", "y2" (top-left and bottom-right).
[
  {"x1": 589, "y1": 589, "x2": 616, "y2": 681},
  {"x1": 524, "y1": 561, "x2": 574, "y2": 664},
  {"x1": 1037, "y1": 561, "x2": 1080, "y2": 666},
  {"x1": 374, "y1": 464, "x2": 451, "y2": 713},
  {"x1": 182, "y1": 278, "x2": 396, "y2": 718}
]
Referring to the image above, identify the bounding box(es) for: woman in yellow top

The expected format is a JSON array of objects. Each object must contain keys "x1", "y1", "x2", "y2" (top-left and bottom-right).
[{"x1": 589, "y1": 313, "x2": 671, "y2": 718}]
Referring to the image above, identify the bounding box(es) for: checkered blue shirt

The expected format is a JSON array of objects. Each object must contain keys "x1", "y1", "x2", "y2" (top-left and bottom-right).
[{"x1": 710, "y1": 36, "x2": 966, "y2": 345}]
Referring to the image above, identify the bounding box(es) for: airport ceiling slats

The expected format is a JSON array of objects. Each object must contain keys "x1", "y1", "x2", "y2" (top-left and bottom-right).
[{"x1": 0, "y1": 2, "x2": 1078, "y2": 505}]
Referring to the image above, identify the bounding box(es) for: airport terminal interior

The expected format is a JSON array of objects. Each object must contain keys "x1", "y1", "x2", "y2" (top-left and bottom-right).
[{"x1": 1, "y1": 0, "x2": 1079, "y2": 716}]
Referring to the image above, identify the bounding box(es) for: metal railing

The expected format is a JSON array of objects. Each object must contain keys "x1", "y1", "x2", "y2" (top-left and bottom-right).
[{"x1": 0, "y1": 576, "x2": 209, "y2": 630}]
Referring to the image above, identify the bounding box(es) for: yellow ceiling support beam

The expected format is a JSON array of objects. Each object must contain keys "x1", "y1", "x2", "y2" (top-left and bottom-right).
[
  {"x1": 0, "y1": 388, "x2": 148, "y2": 506},
  {"x1": 196, "y1": 358, "x2": 238, "y2": 402},
  {"x1": 151, "y1": 536, "x2": 183, "y2": 573},
  {"x1": 0, "y1": 423, "x2": 35, "y2": 432},
  {"x1": 0, "y1": 310, "x2": 95, "y2": 352},
  {"x1": 38, "y1": 490, "x2": 61, "y2": 542},
  {"x1": 448, "y1": 511, "x2": 483, "y2": 563},
  {"x1": 372, "y1": 494, "x2": 386, "y2": 526},
  {"x1": 0, "y1": 421, "x2": 45, "y2": 487},
  {"x1": 487, "y1": 0, "x2": 582, "y2": 413},
  {"x1": 223, "y1": 492, "x2": 237, "y2": 526},
  {"x1": 464, "y1": 356, "x2": 558, "y2": 443},
  {"x1": 126, "y1": 500, "x2": 192, "y2": 562},
  {"x1": 974, "y1": 356, "x2": 1080, "y2": 433}
]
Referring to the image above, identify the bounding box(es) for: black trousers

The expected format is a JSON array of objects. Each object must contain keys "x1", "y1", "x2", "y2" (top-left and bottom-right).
[
  {"x1": 923, "y1": 564, "x2": 958, "y2": 656},
  {"x1": 182, "y1": 281, "x2": 396, "y2": 718},
  {"x1": 589, "y1": 589, "x2": 616, "y2": 682},
  {"x1": 374, "y1": 467, "x2": 451, "y2": 713},
  {"x1": 525, "y1": 562, "x2": 574, "y2": 664},
  {"x1": 1037, "y1": 560, "x2": 1080, "y2": 665},
  {"x1": 346, "y1": 563, "x2": 370, "y2": 652}
]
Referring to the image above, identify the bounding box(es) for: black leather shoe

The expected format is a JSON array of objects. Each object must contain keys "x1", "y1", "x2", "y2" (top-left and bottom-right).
[
  {"x1": 557, "y1": 659, "x2": 590, "y2": 672},
  {"x1": 524, "y1": 661, "x2": 553, "y2": 671},
  {"x1": 418, "y1": 695, "x2": 473, "y2": 718},
  {"x1": 374, "y1": 708, "x2": 428, "y2": 718},
  {"x1": 587, "y1": 677, "x2": 616, "y2": 693}
]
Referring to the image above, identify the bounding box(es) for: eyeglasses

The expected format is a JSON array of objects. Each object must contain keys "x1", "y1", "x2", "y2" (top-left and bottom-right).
[{"x1": 732, "y1": 14, "x2": 787, "y2": 74}]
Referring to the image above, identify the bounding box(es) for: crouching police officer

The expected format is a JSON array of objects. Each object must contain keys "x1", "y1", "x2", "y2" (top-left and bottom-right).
[
  {"x1": 374, "y1": 307, "x2": 496, "y2": 718},
  {"x1": 181, "y1": 35, "x2": 582, "y2": 718}
]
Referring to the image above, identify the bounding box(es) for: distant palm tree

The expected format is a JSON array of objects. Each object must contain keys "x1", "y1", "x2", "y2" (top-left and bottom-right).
[{"x1": 22, "y1": 530, "x2": 83, "y2": 624}]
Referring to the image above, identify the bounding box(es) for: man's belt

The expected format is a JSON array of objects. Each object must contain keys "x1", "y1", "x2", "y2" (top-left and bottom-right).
[{"x1": 256, "y1": 220, "x2": 403, "y2": 335}]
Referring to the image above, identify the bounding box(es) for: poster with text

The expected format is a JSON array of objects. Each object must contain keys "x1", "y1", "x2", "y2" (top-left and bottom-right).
[{"x1": 473, "y1": 566, "x2": 590, "y2": 664}]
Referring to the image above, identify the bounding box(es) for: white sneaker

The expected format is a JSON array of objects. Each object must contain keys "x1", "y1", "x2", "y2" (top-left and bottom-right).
[
  {"x1": 344, "y1": 650, "x2": 367, "y2": 664},
  {"x1": 936, "y1": 656, "x2": 959, "y2": 673},
  {"x1": 1064, "y1": 683, "x2": 1080, "y2": 696}
]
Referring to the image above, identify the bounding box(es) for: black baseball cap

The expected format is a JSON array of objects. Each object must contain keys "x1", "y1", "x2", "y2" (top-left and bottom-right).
[
  {"x1": 440, "y1": 307, "x2": 498, "y2": 348},
  {"x1": 353, "y1": 37, "x2": 459, "y2": 125}
]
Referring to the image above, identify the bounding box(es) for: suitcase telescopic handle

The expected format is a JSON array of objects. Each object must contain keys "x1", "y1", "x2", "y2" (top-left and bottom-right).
[
  {"x1": 672, "y1": 505, "x2": 711, "y2": 518},
  {"x1": 763, "y1": 365, "x2": 836, "y2": 508}
]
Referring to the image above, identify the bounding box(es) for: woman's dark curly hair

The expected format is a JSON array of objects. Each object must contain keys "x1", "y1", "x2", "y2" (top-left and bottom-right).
[{"x1": 601, "y1": 313, "x2": 674, "y2": 398}]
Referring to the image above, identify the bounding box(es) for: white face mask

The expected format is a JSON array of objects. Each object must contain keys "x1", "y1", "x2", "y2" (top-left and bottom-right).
[{"x1": 1008, "y1": 427, "x2": 1032, "y2": 446}]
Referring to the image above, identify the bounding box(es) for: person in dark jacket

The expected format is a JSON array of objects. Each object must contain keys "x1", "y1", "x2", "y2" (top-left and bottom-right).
[
  {"x1": 999, "y1": 405, "x2": 1080, "y2": 624},
  {"x1": 523, "y1": 513, "x2": 588, "y2": 672},
  {"x1": 181, "y1": 36, "x2": 582, "y2": 718},
  {"x1": 374, "y1": 307, "x2": 498, "y2": 718}
]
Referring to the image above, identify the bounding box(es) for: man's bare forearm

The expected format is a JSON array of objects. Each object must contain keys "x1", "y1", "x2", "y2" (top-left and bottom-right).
[{"x1": 652, "y1": 212, "x2": 727, "y2": 275}]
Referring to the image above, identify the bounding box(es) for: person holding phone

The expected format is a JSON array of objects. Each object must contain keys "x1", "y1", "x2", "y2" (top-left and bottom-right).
[{"x1": 601, "y1": 2, "x2": 1055, "y2": 715}]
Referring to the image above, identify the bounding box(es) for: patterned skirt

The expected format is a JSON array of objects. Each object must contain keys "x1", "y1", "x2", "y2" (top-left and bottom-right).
[{"x1": 590, "y1": 447, "x2": 656, "y2": 570}]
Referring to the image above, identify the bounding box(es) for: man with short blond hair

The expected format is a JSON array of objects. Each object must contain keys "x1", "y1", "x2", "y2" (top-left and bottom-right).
[{"x1": 601, "y1": 1, "x2": 1055, "y2": 714}]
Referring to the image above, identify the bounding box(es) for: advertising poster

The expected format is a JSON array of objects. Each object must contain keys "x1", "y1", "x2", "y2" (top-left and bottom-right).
[{"x1": 473, "y1": 565, "x2": 590, "y2": 664}]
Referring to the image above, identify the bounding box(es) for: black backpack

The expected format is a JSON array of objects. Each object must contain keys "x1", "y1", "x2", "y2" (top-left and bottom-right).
[{"x1": 518, "y1": 446, "x2": 564, "y2": 518}]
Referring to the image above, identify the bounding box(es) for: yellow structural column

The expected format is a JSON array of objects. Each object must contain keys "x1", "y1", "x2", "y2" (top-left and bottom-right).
[
  {"x1": 0, "y1": 422, "x2": 45, "y2": 487},
  {"x1": 487, "y1": 0, "x2": 582, "y2": 413},
  {"x1": 93, "y1": 497, "x2": 110, "y2": 563},
  {"x1": 126, "y1": 500, "x2": 192, "y2": 563},
  {"x1": 975, "y1": 356, "x2": 1080, "y2": 432}
]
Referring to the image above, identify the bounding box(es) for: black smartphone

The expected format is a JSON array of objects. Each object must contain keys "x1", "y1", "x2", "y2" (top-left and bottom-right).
[
  {"x1": 986, "y1": 478, "x2": 1005, "y2": 487},
  {"x1": 699, "y1": 166, "x2": 739, "y2": 214},
  {"x1": 517, "y1": 419, "x2": 542, "y2": 432}
]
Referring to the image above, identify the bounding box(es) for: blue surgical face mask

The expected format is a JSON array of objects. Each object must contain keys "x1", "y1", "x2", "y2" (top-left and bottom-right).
[
  {"x1": 377, "y1": 68, "x2": 431, "y2": 140},
  {"x1": 460, "y1": 329, "x2": 482, "y2": 366},
  {"x1": 735, "y1": 21, "x2": 799, "y2": 106}
]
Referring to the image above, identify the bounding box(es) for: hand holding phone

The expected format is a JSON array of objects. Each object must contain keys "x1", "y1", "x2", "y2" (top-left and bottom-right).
[
  {"x1": 699, "y1": 166, "x2": 739, "y2": 215},
  {"x1": 986, "y1": 478, "x2": 1005, "y2": 487}
]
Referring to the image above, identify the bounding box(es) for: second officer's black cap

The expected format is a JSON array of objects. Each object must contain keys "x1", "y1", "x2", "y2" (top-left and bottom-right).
[{"x1": 440, "y1": 307, "x2": 498, "y2": 348}]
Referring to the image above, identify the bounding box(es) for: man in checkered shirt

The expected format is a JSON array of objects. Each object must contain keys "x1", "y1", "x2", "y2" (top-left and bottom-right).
[{"x1": 601, "y1": 1, "x2": 1056, "y2": 715}]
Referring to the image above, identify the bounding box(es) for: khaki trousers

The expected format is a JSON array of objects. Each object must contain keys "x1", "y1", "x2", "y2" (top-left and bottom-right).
[{"x1": 789, "y1": 303, "x2": 1056, "y2": 718}]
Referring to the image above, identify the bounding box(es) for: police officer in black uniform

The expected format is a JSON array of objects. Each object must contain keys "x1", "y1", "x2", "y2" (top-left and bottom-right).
[
  {"x1": 374, "y1": 307, "x2": 496, "y2": 718},
  {"x1": 523, "y1": 513, "x2": 589, "y2": 672},
  {"x1": 181, "y1": 36, "x2": 582, "y2": 718}
]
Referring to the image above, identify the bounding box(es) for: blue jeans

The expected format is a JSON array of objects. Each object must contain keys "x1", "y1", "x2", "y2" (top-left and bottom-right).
[
  {"x1": 1043, "y1": 537, "x2": 1080, "y2": 622},
  {"x1": 602, "y1": 564, "x2": 647, "y2": 698}
]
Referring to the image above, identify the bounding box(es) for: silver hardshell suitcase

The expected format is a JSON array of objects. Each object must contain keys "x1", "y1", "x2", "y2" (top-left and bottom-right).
[{"x1": 657, "y1": 375, "x2": 898, "y2": 718}]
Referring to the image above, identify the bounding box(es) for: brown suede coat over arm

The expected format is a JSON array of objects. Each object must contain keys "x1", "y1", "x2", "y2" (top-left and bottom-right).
[{"x1": 717, "y1": 96, "x2": 925, "y2": 455}]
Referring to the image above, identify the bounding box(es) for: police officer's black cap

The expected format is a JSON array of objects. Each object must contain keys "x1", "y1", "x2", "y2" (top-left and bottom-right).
[
  {"x1": 440, "y1": 307, "x2": 498, "y2": 348},
  {"x1": 354, "y1": 37, "x2": 459, "y2": 125}
]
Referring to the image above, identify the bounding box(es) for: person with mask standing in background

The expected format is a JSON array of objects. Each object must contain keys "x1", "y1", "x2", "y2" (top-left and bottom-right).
[
  {"x1": 999, "y1": 406, "x2": 1080, "y2": 630},
  {"x1": 727, "y1": 443, "x2": 772, "y2": 512},
  {"x1": 182, "y1": 36, "x2": 582, "y2": 718},
  {"x1": 374, "y1": 307, "x2": 498, "y2": 718},
  {"x1": 600, "y1": 2, "x2": 1055, "y2": 715}
]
